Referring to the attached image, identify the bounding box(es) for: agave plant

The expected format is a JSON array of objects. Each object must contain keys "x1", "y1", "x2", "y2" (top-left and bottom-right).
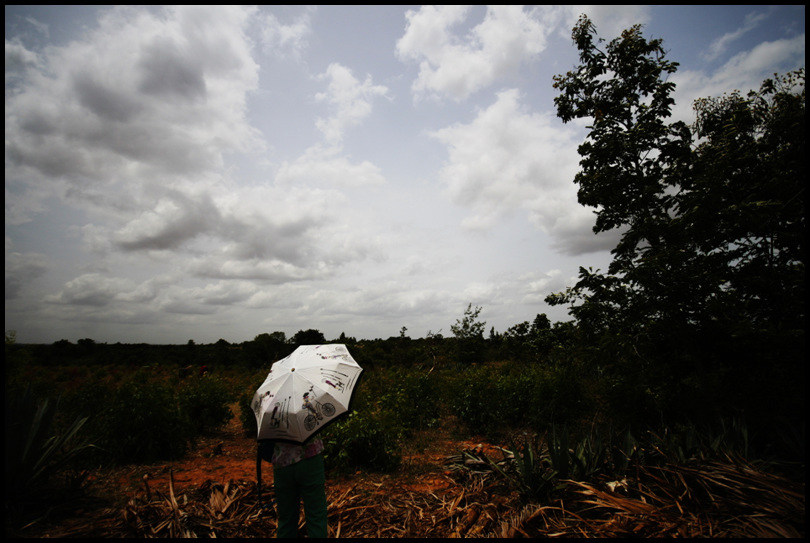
[
  {"x1": 610, "y1": 427, "x2": 640, "y2": 475},
  {"x1": 5, "y1": 386, "x2": 95, "y2": 502},
  {"x1": 506, "y1": 438, "x2": 562, "y2": 503},
  {"x1": 548, "y1": 424, "x2": 571, "y2": 479}
]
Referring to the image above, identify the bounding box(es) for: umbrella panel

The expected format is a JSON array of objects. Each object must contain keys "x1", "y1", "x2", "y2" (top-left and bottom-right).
[{"x1": 253, "y1": 345, "x2": 362, "y2": 443}]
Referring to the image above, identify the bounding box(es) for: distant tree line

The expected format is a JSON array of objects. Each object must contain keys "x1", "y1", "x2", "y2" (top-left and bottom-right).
[{"x1": 4, "y1": 308, "x2": 570, "y2": 373}]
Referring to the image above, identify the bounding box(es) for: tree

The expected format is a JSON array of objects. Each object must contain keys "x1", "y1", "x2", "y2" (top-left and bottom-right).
[
  {"x1": 451, "y1": 304, "x2": 486, "y2": 363},
  {"x1": 451, "y1": 303, "x2": 486, "y2": 340},
  {"x1": 547, "y1": 15, "x2": 805, "y2": 423},
  {"x1": 244, "y1": 332, "x2": 289, "y2": 367},
  {"x1": 292, "y1": 329, "x2": 326, "y2": 346},
  {"x1": 686, "y1": 70, "x2": 805, "y2": 340},
  {"x1": 549, "y1": 15, "x2": 692, "y2": 345}
]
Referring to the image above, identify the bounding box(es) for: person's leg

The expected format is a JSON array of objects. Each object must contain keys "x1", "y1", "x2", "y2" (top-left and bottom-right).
[
  {"x1": 273, "y1": 464, "x2": 301, "y2": 538},
  {"x1": 296, "y1": 454, "x2": 328, "y2": 538}
]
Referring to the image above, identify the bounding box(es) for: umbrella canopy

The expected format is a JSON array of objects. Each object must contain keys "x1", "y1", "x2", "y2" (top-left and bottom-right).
[{"x1": 252, "y1": 344, "x2": 363, "y2": 444}]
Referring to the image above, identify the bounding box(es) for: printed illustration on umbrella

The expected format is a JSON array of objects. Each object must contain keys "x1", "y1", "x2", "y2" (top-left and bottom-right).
[{"x1": 252, "y1": 344, "x2": 363, "y2": 444}]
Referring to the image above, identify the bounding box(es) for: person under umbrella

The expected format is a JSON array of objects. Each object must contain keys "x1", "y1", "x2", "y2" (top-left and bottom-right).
[
  {"x1": 254, "y1": 344, "x2": 363, "y2": 538},
  {"x1": 257, "y1": 435, "x2": 327, "y2": 538}
]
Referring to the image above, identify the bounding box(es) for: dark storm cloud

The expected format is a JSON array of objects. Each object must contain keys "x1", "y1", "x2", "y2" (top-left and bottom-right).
[
  {"x1": 5, "y1": 39, "x2": 41, "y2": 74},
  {"x1": 5, "y1": 251, "x2": 49, "y2": 300},
  {"x1": 137, "y1": 38, "x2": 207, "y2": 100},
  {"x1": 73, "y1": 73, "x2": 143, "y2": 123}
]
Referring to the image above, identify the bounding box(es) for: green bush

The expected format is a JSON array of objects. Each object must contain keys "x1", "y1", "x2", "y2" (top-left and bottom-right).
[
  {"x1": 448, "y1": 365, "x2": 501, "y2": 434},
  {"x1": 378, "y1": 368, "x2": 441, "y2": 434},
  {"x1": 178, "y1": 375, "x2": 234, "y2": 435},
  {"x1": 322, "y1": 410, "x2": 402, "y2": 473},
  {"x1": 446, "y1": 360, "x2": 597, "y2": 438},
  {"x1": 90, "y1": 369, "x2": 192, "y2": 464}
]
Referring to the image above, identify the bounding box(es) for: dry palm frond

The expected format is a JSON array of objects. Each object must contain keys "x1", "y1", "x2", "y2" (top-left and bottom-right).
[
  {"x1": 23, "y1": 448, "x2": 804, "y2": 538},
  {"x1": 474, "y1": 453, "x2": 804, "y2": 539}
]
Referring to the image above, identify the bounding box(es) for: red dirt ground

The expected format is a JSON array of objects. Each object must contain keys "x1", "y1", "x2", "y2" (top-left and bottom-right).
[
  {"x1": 80, "y1": 404, "x2": 497, "y2": 509},
  {"x1": 14, "y1": 404, "x2": 506, "y2": 538}
]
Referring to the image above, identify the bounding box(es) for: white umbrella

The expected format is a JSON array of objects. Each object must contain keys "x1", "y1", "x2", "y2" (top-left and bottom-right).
[{"x1": 252, "y1": 344, "x2": 363, "y2": 444}]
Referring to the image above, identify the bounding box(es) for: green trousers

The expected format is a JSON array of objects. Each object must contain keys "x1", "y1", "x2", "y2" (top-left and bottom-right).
[{"x1": 273, "y1": 453, "x2": 328, "y2": 538}]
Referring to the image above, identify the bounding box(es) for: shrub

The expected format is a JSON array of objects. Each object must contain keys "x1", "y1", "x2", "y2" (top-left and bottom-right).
[
  {"x1": 239, "y1": 387, "x2": 259, "y2": 438},
  {"x1": 321, "y1": 410, "x2": 402, "y2": 473},
  {"x1": 449, "y1": 366, "x2": 501, "y2": 435},
  {"x1": 91, "y1": 369, "x2": 192, "y2": 464},
  {"x1": 378, "y1": 368, "x2": 441, "y2": 434},
  {"x1": 4, "y1": 386, "x2": 94, "y2": 503},
  {"x1": 446, "y1": 359, "x2": 598, "y2": 438},
  {"x1": 178, "y1": 375, "x2": 234, "y2": 435}
]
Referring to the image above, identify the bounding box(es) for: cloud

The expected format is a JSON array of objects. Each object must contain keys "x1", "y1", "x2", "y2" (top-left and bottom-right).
[
  {"x1": 315, "y1": 63, "x2": 390, "y2": 144},
  {"x1": 5, "y1": 249, "x2": 49, "y2": 300},
  {"x1": 4, "y1": 6, "x2": 377, "y2": 307},
  {"x1": 137, "y1": 37, "x2": 208, "y2": 100},
  {"x1": 276, "y1": 145, "x2": 386, "y2": 188},
  {"x1": 5, "y1": 5, "x2": 263, "y2": 224},
  {"x1": 191, "y1": 281, "x2": 258, "y2": 306},
  {"x1": 396, "y1": 5, "x2": 562, "y2": 101},
  {"x1": 703, "y1": 10, "x2": 770, "y2": 61},
  {"x1": 44, "y1": 273, "x2": 134, "y2": 307},
  {"x1": 114, "y1": 191, "x2": 220, "y2": 252},
  {"x1": 561, "y1": 5, "x2": 651, "y2": 40},
  {"x1": 5, "y1": 39, "x2": 42, "y2": 76},
  {"x1": 259, "y1": 7, "x2": 314, "y2": 59},
  {"x1": 672, "y1": 34, "x2": 806, "y2": 122},
  {"x1": 431, "y1": 89, "x2": 614, "y2": 254},
  {"x1": 298, "y1": 282, "x2": 451, "y2": 322}
]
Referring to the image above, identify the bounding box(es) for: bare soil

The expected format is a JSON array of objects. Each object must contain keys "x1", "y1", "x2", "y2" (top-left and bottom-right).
[
  {"x1": 12, "y1": 405, "x2": 804, "y2": 538},
  {"x1": 15, "y1": 405, "x2": 506, "y2": 538}
]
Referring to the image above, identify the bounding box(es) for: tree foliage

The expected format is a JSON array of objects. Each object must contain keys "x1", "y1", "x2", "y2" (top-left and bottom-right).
[
  {"x1": 451, "y1": 303, "x2": 487, "y2": 363},
  {"x1": 451, "y1": 303, "x2": 486, "y2": 339},
  {"x1": 548, "y1": 15, "x2": 805, "y2": 423}
]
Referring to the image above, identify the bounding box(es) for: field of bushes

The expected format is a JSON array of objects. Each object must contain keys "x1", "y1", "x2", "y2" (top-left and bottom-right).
[{"x1": 4, "y1": 323, "x2": 805, "y2": 536}]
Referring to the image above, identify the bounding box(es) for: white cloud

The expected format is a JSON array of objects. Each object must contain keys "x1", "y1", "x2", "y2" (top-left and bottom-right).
[
  {"x1": 5, "y1": 6, "x2": 384, "y2": 306},
  {"x1": 276, "y1": 145, "x2": 386, "y2": 188},
  {"x1": 431, "y1": 88, "x2": 613, "y2": 254},
  {"x1": 672, "y1": 34, "x2": 806, "y2": 122},
  {"x1": 5, "y1": 39, "x2": 42, "y2": 76},
  {"x1": 116, "y1": 276, "x2": 173, "y2": 303},
  {"x1": 113, "y1": 191, "x2": 220, "y2": 252},
  {"x1": 315, "y1": 63, "x2": 389, "y2": 144},
  {"x1": 703, "y1": 10, "x2": 770, "y2": 61},
  {"x1": 396, "y1": 5, "x2": 561, "y2": 101},
  {"x1": 259, "y1": 7, "x2": 314, "y2": 59},
  {"x1": 193, "y1": 280, "x2": 258, "y2": 306},
  {"x1": 521, "y1": 270, "x2": 564, "y2": 304},
  {"x1": 563, "y1": 5, "x2": 651, "y2": 40},
  {"x1": 44, "y1": 273, "x2": 135, "y2": 307},
  {"x1": 5, "y1": 5, "x2": 263, "y2": 224}
]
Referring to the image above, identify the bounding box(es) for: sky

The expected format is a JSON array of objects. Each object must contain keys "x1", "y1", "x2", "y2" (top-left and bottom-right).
[{"x1": 5, "y1": 5, "x2": 805, "y2": 344}]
